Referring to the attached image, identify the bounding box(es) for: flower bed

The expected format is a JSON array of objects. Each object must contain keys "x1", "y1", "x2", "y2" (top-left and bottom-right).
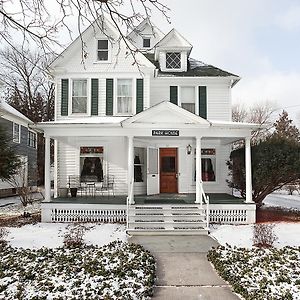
[
  {"x1": 208, "y1": 245, "x2": 300, "y2": 300},
  {"x1": 0, "y1": 241, "x2": 155, "y2": 299}
]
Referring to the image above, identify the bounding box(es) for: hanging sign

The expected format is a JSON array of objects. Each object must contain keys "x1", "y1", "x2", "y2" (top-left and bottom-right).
[{"x1": 152, "y1": 130, "x2": 179, "y2": 136}]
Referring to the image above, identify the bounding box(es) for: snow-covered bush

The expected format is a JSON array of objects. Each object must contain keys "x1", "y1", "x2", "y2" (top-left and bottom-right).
[
  {"x1": 252, "y1": 223, "x2": 278, "y2": 248},
  {"x1": 208, "y1": 245, "x2": 300, "y2": 300},
  {"x1": 63, "y1": 224, "x2": 86, "y2": 248},
  {"x1": 0, "y1": 241, "x2": 156, "y2": 299}
]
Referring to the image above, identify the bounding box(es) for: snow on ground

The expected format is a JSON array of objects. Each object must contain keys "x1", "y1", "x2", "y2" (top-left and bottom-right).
[
  {"x1": 263, "y1": 192, "x2": 300, "y2": 210},
  {"x1": 0, "y1": 199, "x2": 41, "y2": 216},
  {"x1": 6, "y1": 223, "x2": 127, "y2": 249},
  {"x1": 211, "y1": 223, "x2": 300, "y2": 248}
]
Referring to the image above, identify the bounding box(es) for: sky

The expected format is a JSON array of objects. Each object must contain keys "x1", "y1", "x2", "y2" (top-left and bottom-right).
[{"x1": 150, "y1": 0, "x2": 300, "y2": 125}]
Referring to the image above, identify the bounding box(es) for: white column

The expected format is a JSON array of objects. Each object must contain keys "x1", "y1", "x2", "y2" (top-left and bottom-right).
[
  {"x1": 195, "y1": 137, "x2": 202, "y2": 205},
  {"x1": 127, "y1": 136, "x2": 135, "y2": 204},
  {"x1": 245, "y1": 136, "x2": 253, "y2": 203},
  {"x1": 44, "y1": 136, "x2": 51, "y2": 202},
  {"x1": 53, "y1": 139, "x2": 58, "y2": 198}
]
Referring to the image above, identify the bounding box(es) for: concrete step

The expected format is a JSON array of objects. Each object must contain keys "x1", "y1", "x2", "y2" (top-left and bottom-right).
[{"x1": 126, "y1": 228, "x2": 209, "y2": 236}]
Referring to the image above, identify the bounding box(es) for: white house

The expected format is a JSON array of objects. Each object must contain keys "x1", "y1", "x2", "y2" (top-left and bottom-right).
[{"x1": 37, "y1": 17, "x2": 258, "y2": 234}]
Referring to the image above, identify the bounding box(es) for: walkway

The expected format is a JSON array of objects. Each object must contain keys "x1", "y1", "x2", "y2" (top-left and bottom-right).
[{"x1": 129, "y1": 235, "x2": 240, "y2": 300}]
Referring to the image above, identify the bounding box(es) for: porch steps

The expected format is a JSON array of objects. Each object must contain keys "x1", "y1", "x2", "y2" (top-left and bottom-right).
[{"x1": 127, "y1": 204, "x2": 208, "y2": 235}]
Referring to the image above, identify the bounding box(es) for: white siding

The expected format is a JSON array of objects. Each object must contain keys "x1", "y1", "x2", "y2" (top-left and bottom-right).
[{"x1": 150, "y1": 77, "x2": 232, "y2": 121}]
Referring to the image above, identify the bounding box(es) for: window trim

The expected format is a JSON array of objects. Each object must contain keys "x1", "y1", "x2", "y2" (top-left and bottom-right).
[
  {"x1": 165, "y1": 52, "x2": 181, "y2": 70},
  {"x1": 27, "y1": 130, "x2": 37, "y2": 149},
  {"x1": 69, "y1": 78, "x2": 90, "y2": 116},
  {"x1": 114, "y1": 78, "x2": 135, "y2": 116},
  {"x1": 95, "y1": 39, "x2": 111, "y2": 63},
  {"x1": 13, "y1": 123, "x2": 21, "y2": 143},
  {"x1": 178, "y1": 86, "x2": 198, "y2": 114}
]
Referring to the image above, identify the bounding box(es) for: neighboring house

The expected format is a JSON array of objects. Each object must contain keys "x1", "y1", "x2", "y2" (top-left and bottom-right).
[
  {"x1": 37, "y1": 17, "x2": 258, "y2": 234},
  {"x1": 0, "y1": 88, "x2": 38, "y2": 197}
]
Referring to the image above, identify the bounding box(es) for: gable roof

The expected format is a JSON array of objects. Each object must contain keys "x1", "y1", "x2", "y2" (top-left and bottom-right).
[
  {"x1": 122, "y1": 101, "x2": 211, "y2": 128},
  {"x1": 155, "y1": 28, "x2": 192, "y2": 50},
  {"x1": 144, "y1": 53, "x2": 240, "y2": 81},
  {"x1": 127, "y1": 18, "x2": 164, "y2": 40},
  {"x1": 0, "y1": 100, "x2": 33, "y2": 124}
]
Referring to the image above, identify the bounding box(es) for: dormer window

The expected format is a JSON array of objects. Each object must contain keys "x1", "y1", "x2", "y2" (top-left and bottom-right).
[
  {"x1": 166, "y1": 52, "x2": 181, "y2": 69},
  {"x1": 97, "y1": 40, "x2": 109, "y2": 61},
  {"x1": 143, "y1": 38, "x2": 151, "y2": 48}
]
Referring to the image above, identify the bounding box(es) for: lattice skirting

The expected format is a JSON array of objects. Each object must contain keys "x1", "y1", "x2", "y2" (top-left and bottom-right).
[{"x1": 49, "y1": 208, "x2": 126, "y2": 223}]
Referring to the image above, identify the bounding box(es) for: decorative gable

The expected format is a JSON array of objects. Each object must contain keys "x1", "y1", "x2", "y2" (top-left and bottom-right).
[
  {"x1": 154, "y1": 29, "x2": 192, "y2": 72},
  {"x1": 122, "y1": 101, "x2": 211, "y2": 128}
]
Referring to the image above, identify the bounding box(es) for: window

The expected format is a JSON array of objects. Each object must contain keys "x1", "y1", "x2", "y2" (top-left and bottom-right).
[
  {"x1": 134, "y1": 147, "x2": 146, "y2": 182},
  {"x1": 166, "y1": 52, "x2": 181, "y2": 69},
  {"x1": 194, "y1": 149, "x2": 216, "y2": 182},
  {"x1": 117, "y1": 79, "x2": 133, "y2": 114},
  {"x1": 143, "y1": 38, "x2": 150, "y2": 48},
  {"x1": 72, "y1": 79, "x2": 87, "y2": 114},
  {"x1": 80, "y1": 147, "x2": 104, "y2": 182},
  {"x1": 97, "y1": 40, "x2": 109, "y2": 61},
  {"x1": 181, "y1": 86, "x2": 195, "y2": 113},
  {"x1": 13, "y1": 123, "x2": 20, "y2": 143},
  {"x1": 27, "y1": 130, "x2": 36, "y2": 148}
]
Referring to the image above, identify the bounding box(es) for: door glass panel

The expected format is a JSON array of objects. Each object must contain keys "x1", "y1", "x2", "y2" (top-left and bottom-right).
[
  {"x1": 148, "y1": 148, "x2": 158, "y2": 174},
  {"x1": 162, "y1": 157, "x2": 175, "y2": 172}
]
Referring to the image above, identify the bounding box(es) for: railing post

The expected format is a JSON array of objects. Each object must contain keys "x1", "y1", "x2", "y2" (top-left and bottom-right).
[
  {"x1": 44, "y1": 135, "x2": 51, "y2": 202},
  {"x1": 206, "y1": 195, "x2": 210, "y2": 230},
  {"x1": 127, "y1": 136, "x2": 135, "y2": 204}
]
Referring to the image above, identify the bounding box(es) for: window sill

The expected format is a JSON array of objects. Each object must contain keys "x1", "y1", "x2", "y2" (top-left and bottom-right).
[{"x1": 93, "y1": 60, "x2": 111, "y2": 64}]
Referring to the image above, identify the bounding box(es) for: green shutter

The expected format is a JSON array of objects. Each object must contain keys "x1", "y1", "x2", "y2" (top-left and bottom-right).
[
  {"x1": 136, "y1": 79, "x2": 144, "y2": 114},
  {"x1": 91, "y1": 78, "x2": 99, "y2": 115},
  {"x1": 170, "y1": 86, "x2": 178, "y2": 105},
  {"x1": 61, "y1": 79, "x2": 69, "y2": 116},
  {"x1": 199, "y1": 86, "x2": 207, "y2": 119},
  {"x1": 106, "y1": 78, "x2": 113, "y2": 116}
]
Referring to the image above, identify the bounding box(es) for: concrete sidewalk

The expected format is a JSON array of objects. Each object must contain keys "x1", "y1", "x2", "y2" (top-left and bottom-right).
[{"x1": 129, "y1": 235, "x2": 240, "y2": 300}]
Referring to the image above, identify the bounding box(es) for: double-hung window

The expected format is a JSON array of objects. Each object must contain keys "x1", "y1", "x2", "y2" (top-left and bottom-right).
[
  {"x1": 181, "y1": 86, "x2": 195, "y2": 113},
  {"x1": 27, "y1": 130, "x2": 37, "y2": 148},
  {"x1": 166, "y1": 52, "x2": 181, "y2": 69},
  {"x1": 13, "y1": 123, "x2": 20, "y2": 143},
  {"x1": 72, "y1": 79, "x2": 87, "y2": 114},
  {"x1": 97, "y1": 40, "x2": 109, "y2": 61},
  {"x1": 117, "y1": 79, "x2": 133, "y2": 115},
  {"x1": 143, "y1": 38, "x2": 150, "y2": 48}
]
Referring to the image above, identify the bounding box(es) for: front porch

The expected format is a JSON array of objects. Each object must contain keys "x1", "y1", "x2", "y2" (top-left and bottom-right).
[{"x1": 41, "y1": 193, "x2": 256, "y2": 227}]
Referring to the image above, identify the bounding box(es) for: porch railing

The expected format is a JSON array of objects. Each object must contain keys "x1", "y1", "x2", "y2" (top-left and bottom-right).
[{"x1": 200, "y1": 182, "x2": 210, "y2": 229}]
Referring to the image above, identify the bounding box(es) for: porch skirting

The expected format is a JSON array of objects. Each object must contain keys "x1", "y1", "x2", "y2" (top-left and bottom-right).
[{"x1": 41, "y1": 202, "x2": 256, "y2": 224}]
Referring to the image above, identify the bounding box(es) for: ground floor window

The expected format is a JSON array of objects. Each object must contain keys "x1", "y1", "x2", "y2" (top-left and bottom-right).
[
  {"x1": 134, "y1": 147, "x2": 145, "y2": 182},
  {"x1": 80, "y1": 147, "x2": 103, "y2": 182},
  {"x1": 194, "y1": 148, "x2": 216, "y2": 182}
]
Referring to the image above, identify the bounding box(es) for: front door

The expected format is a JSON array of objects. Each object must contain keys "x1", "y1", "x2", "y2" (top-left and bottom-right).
[{"x1": 160, "y1": 148, "x2": 178, "y2": 193}]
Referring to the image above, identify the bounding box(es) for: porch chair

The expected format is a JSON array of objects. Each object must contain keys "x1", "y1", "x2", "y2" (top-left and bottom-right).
[{"x1": 99, "y1": 175, "x2": 115, "y2": 197}]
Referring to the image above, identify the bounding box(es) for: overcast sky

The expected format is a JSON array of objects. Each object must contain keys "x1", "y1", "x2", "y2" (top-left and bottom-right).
[{"x1": 150, "y1": 0, "x2": 300, "y2": 124}]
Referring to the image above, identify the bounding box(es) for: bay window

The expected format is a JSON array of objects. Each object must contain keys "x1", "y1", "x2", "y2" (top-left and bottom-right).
[
  {"x1": 117, "y1": 79, "x2": 133, "y2": 115},
  {"x1": 72, "y1": 79, "x2": 87, "y2": 114}
]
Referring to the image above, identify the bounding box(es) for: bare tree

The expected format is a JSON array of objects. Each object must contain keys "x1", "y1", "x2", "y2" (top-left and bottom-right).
[
  {"x1": 232, "y1": 101, "x2": 276, "y2": 142},
  {"x1": 0, "y1": 46, "x2": 55, "y2": 185},
  {"x1": 0, "y1": 0, "x2": 170, "y2": 64}
]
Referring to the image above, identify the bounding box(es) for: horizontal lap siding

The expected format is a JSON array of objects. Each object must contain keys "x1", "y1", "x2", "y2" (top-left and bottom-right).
[{"x1": 57, "y1": 142, "x2": 78, "y2": 187}]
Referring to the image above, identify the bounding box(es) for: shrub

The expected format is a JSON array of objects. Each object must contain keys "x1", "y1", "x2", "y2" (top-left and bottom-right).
[
  {"x1": 63, "y1": 224, "x2": 86, "y2": 248},
  {"x1": 252, "y1": 223, "x2": 278, "y2": 248},
  {"x1": 0, "y1": 227, "x2": 8, "y2": 245}
]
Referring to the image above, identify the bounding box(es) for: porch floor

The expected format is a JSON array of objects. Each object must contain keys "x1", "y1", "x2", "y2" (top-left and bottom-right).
[{"x1": 47, "y1": 193, "x2": 246, "y2": 205}]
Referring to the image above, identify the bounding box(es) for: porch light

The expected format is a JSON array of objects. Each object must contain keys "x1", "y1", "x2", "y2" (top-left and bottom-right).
[{"x1": 186, "y1": 144, "x2": 192, "y2": 155}]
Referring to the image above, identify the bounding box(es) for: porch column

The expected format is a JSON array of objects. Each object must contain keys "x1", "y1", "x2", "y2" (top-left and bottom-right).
[
  {"x1": 195, "y1": 137, "x2": 202, "y2": 206},
  {"x1": 44, "y1": 135, "x2": 51, "y2": 202},
  {"x1": 127, "y1": 136, "x2": 135, "y2": 204},
  {"x1": 245, "y1": 136, "x2": 253, "y2": 203}
]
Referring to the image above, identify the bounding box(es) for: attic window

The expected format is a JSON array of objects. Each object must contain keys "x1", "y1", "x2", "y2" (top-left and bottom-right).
[
  {"x1": 97, "y1": 40, "x2": 109, "y2": 61},
  {"x1": 143, "y1": 38, "x2": 150, "y2": 48},
  {"x1": 166, "y1": 52, "x2": 181, "y2": 69}
]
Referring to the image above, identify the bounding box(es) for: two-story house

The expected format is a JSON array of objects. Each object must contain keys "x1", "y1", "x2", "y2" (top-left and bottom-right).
[
  {"x1": 0, "y1": 92, "x2": 38, "y2": 197},
  {"x1": 37, "y1": 17, "x2": 258, "y2": 234}
]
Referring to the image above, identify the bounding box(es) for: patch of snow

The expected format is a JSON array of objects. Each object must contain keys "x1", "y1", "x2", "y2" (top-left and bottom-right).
[
  {"x1": 0, "y1": 199, "x2": 41, "y2": 216},
  {"x1": 6, "y1": 223, "x2": 127, "y2": 249},
  {"x1": 210, "y1": 223, "x2": 300, "y2": 248},
  {"x1": 263, "y1": 193, "x2": 300, "y2": 210}
]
